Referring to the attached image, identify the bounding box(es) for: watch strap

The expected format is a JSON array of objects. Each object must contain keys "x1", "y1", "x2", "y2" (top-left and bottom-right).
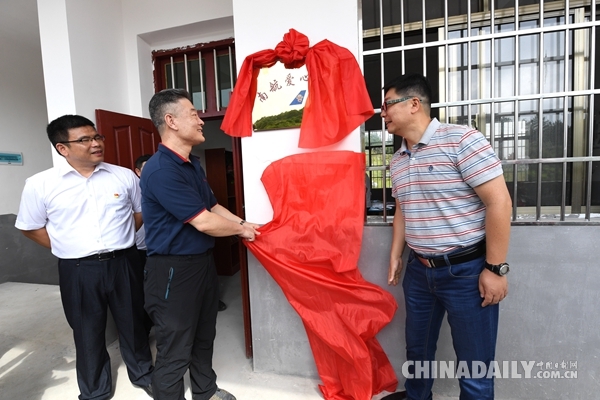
[{"x1": 484, "y1": 261, "x2": 509, "y2": 276}]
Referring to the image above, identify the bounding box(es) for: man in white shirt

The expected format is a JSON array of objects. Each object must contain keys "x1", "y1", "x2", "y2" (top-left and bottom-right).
[
  {"x1": 15, "y1": 115, "x2": 154, "y2": 400},
  {"x1": 134, "y1": 154, "x2": 152, "y2": 260}
]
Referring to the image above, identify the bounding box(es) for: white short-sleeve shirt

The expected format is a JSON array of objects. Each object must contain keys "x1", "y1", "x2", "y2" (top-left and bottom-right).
[
  {"x1": 135, "y1": 224, "x2": 147, "y2": 251},
  {"x1": 15, "y1": 162, "x2": 142, "y2": 259}
]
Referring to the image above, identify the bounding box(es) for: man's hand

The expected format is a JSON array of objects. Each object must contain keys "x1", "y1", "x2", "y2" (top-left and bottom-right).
[
  {"x1": 388, "y1": 257, "x2": 403, "y2": 286},
  {"x1": 479, "y1": 268, "x2": 508, "y2": 306},
  {"x1": 238, "y1": 222, "x2": 261, "y2": 242}
]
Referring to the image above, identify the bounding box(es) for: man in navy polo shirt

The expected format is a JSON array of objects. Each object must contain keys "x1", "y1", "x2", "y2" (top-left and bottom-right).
[{"x1": 141, "y1": 89, "x2": 259, "y2": 400}]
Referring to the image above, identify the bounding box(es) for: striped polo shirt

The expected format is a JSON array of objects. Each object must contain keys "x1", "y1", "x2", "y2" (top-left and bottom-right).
[{"x1": 390, "y1": 118, "x2": 503, "y2": 256}]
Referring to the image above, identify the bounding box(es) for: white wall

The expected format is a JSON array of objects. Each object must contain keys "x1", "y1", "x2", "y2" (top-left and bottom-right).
[
  {"x1": 38, "y1": 0, "x2": 129, "y2": 122},
  {"x1": 0, "y1": 0, "x2": 52, "y2": 214},
  {"x1": 37, "y1": 0, "x2": 132, "y2": 168},
  {"x1": 121, "y1": 0, "x2": 234, "y2": 117},
  {"x1": 66, "y1": 0, "x2": 129, "y2": 119}
]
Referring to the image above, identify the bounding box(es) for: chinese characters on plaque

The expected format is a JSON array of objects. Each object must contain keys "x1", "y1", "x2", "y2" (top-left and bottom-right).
[{"x1": 252, "y1": 62, "x2": 309, "y2": 131}]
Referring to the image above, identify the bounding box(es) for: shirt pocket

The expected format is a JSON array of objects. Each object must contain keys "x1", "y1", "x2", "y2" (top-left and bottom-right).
[{"x1": 98, "y1": 184, "x2": 132, "y2": 221}]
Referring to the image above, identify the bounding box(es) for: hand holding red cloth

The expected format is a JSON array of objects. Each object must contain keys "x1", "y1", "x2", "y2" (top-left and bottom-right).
[
  {"x1": 244, "y1": 151, "x2": 398, "y2": 399},
  {"x1": 220, "y1": 29, "x2": 374, "y2": 148}
]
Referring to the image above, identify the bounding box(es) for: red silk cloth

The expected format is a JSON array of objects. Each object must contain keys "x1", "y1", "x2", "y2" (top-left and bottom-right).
[
  {"x1": 220, "y1": 29, "x2": 375, "y2": 148},
  {"x1": 245, "y1": 151, "x2": 398, "y2": 399}
]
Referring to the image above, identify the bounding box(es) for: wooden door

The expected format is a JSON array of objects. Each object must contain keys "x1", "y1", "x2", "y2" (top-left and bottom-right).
[
  {"x1": 95, "y1": 109, "x2": 161, "y2": 170},
  {"x1": 231, "y1": 137, "x2": 253, "y2": 358},
  {"x1": 205, "y1": 148, "x2": 241, "y2": 277}
]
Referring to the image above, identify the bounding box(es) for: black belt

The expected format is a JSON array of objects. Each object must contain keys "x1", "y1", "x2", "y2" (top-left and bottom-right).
[
  {"x1": 80, "y1": 247, "x2": 131, "y2": 262},
  {"x1": 416, "y1": 240, "x2": 486, "y2": 268},
  {"x1": 148, "y1": 249, "x2": 212, "y2": 259}
]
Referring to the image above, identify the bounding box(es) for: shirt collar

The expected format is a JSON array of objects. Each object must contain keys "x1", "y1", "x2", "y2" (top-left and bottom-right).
[
  {"x1": 399, "y1": 118, "x2": 440, "y2": 155},
  {"x1": 158, "y1": 143, "x2": 189, "y2": 165},
  {"x1": 57, "y1": 160, "x2": 107, "y2": 177}
]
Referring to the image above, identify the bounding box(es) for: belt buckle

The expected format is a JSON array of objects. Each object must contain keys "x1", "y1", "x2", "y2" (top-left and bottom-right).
[
  {"x1": 427, "y1": 258, "x2": 437, "y2": 268},
  {"x1": 97, "y1": 252, "x2": 113, "y2": 262}
]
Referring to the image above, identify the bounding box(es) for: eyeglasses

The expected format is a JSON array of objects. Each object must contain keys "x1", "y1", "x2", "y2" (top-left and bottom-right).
[
  {"x1": 381, "y1": 96, "x2": 421, "y2": 112},
  {"x1": 59, "y1": 135, "x2": 106, "y2": 145}
]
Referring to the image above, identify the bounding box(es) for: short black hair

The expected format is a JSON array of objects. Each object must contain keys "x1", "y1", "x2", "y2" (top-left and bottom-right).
[
  {"x1": 383, "y1": 73, "x2": 432, "y2": 109},
  {"x1": 148, "y1": 88, "x2": 192, "y2": 132},
  {"x1": 135, "y1": 154, "x2": 151, "y2": 171},
  {"x1": 46, "y1": 114, "x2": 95, "y2": 156}
]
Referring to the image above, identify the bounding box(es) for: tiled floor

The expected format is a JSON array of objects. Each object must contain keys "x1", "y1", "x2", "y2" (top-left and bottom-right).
[{"x1": 0, "y1": 275, "x2": 456, "y2": 399}]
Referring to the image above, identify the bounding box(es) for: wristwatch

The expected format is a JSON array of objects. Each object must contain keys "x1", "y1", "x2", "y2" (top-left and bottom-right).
[{"x1": 484, "y1": 261, "x2": 510, "y2": 276}]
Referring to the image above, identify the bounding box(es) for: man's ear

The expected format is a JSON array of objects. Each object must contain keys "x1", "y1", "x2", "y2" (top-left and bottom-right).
[
  {"x1": 56, "y1": 143, "x2": 69, "y2": 157},
  {"x1": 165, "y1": 113, "x2": 177, "y2": 130},
  {"x1": 410, "y1": 98, "x2": 423, "y2": 115}
]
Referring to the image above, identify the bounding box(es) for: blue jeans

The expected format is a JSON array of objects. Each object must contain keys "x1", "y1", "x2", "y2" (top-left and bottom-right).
[{"x1": 402, "y1": 250, "x2": 499, "y2": 400}]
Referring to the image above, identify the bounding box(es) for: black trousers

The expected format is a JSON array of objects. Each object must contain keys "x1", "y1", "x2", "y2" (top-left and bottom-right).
[
  {"x1": 136, "y1": 248, "x2": 154, "y2": 334},
  {"x1": 144, "y1": 252, "x2": 219, "y2": 400},
  {"x1": 58, "y1": 246, "x2": 153, "y2": 400}
]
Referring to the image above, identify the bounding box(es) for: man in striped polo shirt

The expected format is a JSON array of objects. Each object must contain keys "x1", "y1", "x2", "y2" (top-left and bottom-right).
[{"x1": 383, "y1": 73, "x2": 512, "y2": 400}]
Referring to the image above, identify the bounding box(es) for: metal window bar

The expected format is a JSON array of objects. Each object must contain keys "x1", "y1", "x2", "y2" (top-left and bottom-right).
[
  {"x1": 561, "y1": 1, "x2": 571, "y2": 221},
  {"x1": 586, "y1": 0, "x2": 597, "y2": 219},
  {"x1": 490, "y1": 0, "x2": 496, "y2": 169},
  {"x1": 444, "y1": 0, "x2": 449, "y2": 122},
  {"x1": 170, "y1": 56, "x2": 176, "y2": 89},
  {"x1": 380, "y1": 0, "x2": 388, "y2": 221},
  {"x1": 228, "y1": 46, "x2": 234, "y2": 96},
  {"x1": 422, "y1": 0, "x2": 426, "y2": 74},
  {"x1": 401, "y1": 0, "x2": 405, "y2": 74},
  {"x1": 400, "y1": 0, "x2": 405, "y2": 51},
  {"x1": 467, "y1": 0, "x2": 472, "y2": 128},
  {"x1": 515, "y1": 0, "x2": 520, "y2": 32},
  {"x1": 199, "y1": 52, "x2": 206, "y2": 112},
  {"x1": 512, "y1": 14, "x2": 520, "y2": 222},
  {"x1": 184, "y1": 53, "x2": 189, "y2": 93},
  {"x1": 214, "y1": 49, "x2": 220, "y2": 112},
  {"x1": 537, "y1": 17, "x2": 545, "y2": 221}
]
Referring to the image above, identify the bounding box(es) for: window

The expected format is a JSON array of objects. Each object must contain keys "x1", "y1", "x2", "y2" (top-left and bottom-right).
[
  {"x1": 153, "y1": 39, "x2": 236, "y2": 118},
  {"x1": 362, "y1": 0, "x2": 600, "y2": 224}
]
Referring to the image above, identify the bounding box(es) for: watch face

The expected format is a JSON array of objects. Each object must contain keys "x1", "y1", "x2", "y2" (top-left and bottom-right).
[{"x1": 499, "y1": 264, "x2": 509, "y2": 275}]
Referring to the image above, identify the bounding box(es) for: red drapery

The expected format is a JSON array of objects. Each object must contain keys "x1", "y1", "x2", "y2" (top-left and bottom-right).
[
  {"x1": 245, "y1": 151, "x2": 398, "y2": 400},
  {"x1": 220, "y1": 29, "x2": 374, "y2": 148}
]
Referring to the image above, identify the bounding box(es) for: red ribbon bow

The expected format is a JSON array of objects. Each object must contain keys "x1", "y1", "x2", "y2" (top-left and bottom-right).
[{"x1": 221, "y1": 29, "x2": 374, "y2": 148}]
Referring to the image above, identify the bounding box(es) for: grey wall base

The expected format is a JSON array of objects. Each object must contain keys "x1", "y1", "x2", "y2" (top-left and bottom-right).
[
  {"x1": 249, "y1": 225, "x2": 600, "y2": 399},
  {"x1": 0, "y1": 214, "x2": 58, "y2": 285},
  {"x1": 1, "y1": 213, "x2": 118, "y2": 343}
]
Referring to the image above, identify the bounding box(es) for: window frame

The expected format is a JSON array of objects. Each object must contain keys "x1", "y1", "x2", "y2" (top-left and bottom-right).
[{"x1": 152, "y1": 38, "x2": 236, "y2": 119}]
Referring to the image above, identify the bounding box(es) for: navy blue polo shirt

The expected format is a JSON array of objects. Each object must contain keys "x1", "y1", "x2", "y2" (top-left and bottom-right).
[{"x1": 140, "y1": 144, "x2": 218, "y2": 256}]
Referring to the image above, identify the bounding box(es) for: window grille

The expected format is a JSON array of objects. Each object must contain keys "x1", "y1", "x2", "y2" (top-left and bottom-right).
[{"x1": 362, "y1": 0, "x2": 600, "y2": 225}]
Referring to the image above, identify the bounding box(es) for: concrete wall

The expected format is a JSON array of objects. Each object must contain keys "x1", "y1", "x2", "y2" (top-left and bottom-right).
[
  {"x1": 249, "y1": 225, "x2": 600, "y2": 399},
  {"x1": 0, "y1": 214, "x2": 57, "y2": 285}
]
